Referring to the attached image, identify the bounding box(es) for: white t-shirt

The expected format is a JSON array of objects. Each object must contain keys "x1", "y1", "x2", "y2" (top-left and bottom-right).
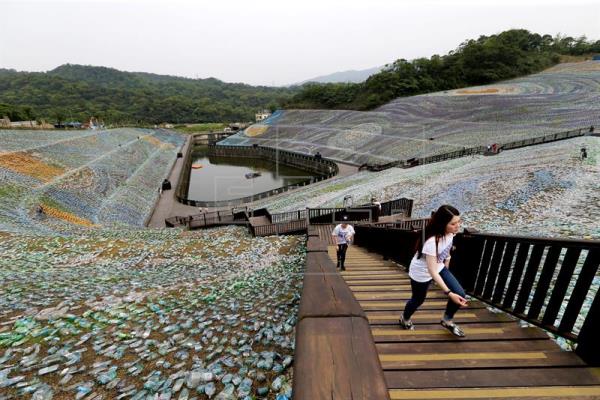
[
  {"x1": 409, "y1": 233, "x2": 454, "y2": 282},
  {"x1": 332, "y1": 224, "x2": 355, "y2": 245}
]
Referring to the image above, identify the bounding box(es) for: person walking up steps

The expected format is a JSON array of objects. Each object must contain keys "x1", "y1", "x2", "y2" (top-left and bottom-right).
[
  {"x1": 399, "y1": 205, "x2": 468, "y2": 337},
  {"x1": 332, "y1": 215, "x2": 355, "y2": 271}
]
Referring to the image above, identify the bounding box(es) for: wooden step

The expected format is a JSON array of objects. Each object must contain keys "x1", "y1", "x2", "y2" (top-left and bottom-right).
[
  {"x1": 371, "y1": 324, "x2": 548, "y2": 343},
  {"x1": 350, "y1": 284, "x2": 412, "y2": 291},
  {"x1": 384, "y1": 367, "x2": 600, "y2": 389},
  {"x1": 367, "y1": 309, "x2": 514, "y2": 324},
  {"x1": 355, "y1": 292, "x2": 449, "y2": 300},
  {"x1": 379, "y1": 350, "x2": 585, "y2": 370},
  {"x1": 347, "y1": 279, "x2": 410, "y2": 285},
  {"x1": 388, "y1": 386, "x2": 600, "y2": 399},
  {"x1": 342, "y1": 273, "x2": 405, "y2": 279},
  {"x1": 359, "y1": 299, "x2": 487, "y2": 311},
  {"x1": 376, "y1": 339, "x2": 559, "y2": 355}
]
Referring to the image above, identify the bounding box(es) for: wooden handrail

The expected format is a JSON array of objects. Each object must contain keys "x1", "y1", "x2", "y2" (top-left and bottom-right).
[
  {"x1": 353, "y1": 224, "x2": 600, "y2": 366},
  {"x1": 294, "y1": 235, "x2": 390, "y2": 399}
]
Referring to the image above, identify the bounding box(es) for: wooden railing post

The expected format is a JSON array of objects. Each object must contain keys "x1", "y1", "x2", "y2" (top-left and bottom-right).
[{"x1": 575, "y1": 290, "x2": 600, "y2": 366}]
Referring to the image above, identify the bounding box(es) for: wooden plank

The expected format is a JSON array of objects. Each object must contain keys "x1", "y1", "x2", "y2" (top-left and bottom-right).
[
  {"x1": 542, "y1": 247, "x2": 582, "y2": 327},
  {"x1": 560, "y1": 248, "x2": 600, "y2": 333},
  {"x1": 354, "y1": 292, "x2": 448, "y2": 301},
  {"x1": 299, "y1": 252, "x2": 365, "y2": 318},
  {"x1": 528, "y1": 246, "x2": 562, "y2": 321},
  {"x1": 345, "y1": 277, "x2": 407, "y2": 283},
  {"x1": 483, "y1": 240, "x2": 506, "y2": 299},
  {"x1": 350, "y1": 285, "x2": 412, "y2": 291},
  {"x1": 342, "y1": 271, "x2": 404, "y2": 276},
  {"x1": 576, "y1": 276, "x2": 600, "y2": 365},
  {"x1": 371, "y1": 324, "x2": 548, "y2": 342},
  {"x1": 451, "y1": 234, "x2": 485, "y2": 293},
  {"x1": 376, "y1": 339, "x2": 557, "y2": 355},
  {"x1": 366, "y1": 309, "x2": 514, "y2": 324},
  {"x1": 293, "y1": 317, "x2": 390, "y2": 400},
  {"x1": 384, "y1": 367, "x2": 600, "y2": 389},
  {"x1": 388, "y1": 386, "x2": 600, "y2": 399},
  {"x1": 307, "y1": 236, "x2": 328, "y2": 252},
  {"x1": 359, "y1": 300, "x2": 487, "y2": 311},
  {"x1": 306, "y1": 225, "x2": 319, "y2": 237},
  {"x1": 342, "y1": 265, "x2": 400, "y2": 270},
  {"x1": 343, "y1": 271, "x2": 403, "y2": 276},
  {"x1": 491, "y1": 242, "x2": 517, "y2": 304},
  {"x1": 379, "y1": 350, "x2": 585, "y2": 370},
  {"x1": 514, "y1": 244, "x2": 545, "y2": 315},
  {"x1": 348, "y1": 279, "x2": 410, "y2": 285},
  {"x1": 502, "y1": 243, "x2": 530, "y2": 309},
  {"x1": 474, "y1": 239, "x2": 495, "y2": 295}
]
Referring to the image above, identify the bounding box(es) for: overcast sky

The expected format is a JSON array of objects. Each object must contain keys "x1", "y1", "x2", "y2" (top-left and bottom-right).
[{"x1": 1, "y1": 0, "x2": 599, "y2": 86}]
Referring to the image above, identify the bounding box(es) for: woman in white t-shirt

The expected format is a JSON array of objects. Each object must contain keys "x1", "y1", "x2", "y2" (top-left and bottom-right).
[
  {"x1": 399, "y1": 205, "x2": 468, "y2": 337},
  {"x1": 331, "y1": 215, "x2": 355, "y2": 271}
]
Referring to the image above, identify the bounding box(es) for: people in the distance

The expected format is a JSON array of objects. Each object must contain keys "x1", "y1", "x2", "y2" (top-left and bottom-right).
[{"x1": 331, "y1": 215, "x2": 355, "y2": 271}]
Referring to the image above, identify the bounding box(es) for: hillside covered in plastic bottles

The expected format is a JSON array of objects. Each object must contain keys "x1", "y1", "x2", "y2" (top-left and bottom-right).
[{"x1": 222, "y1": 61, "x2": 600, "y2": 165}]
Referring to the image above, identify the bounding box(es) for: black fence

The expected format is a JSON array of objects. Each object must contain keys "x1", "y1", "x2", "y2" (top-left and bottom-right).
[
  {"x1": 209, "y1": 144, "x2": 339, "y2": 176},
  {"x1": 165, "y1": 206, "x2": 251, "y2": 228},
  {"x1": 354, "y1": 225, "x2": 600, "y2": 366},
  {"x1": 308, "y1": 198, "x2": 414, "y2": 224},
  {"x1": 359, "y1": 126, "x2": 590, "y2": 171},
  {"x1": 354, "y1": 225, "x2": 421, "y2": 267},
  {"x1": 500, "y1": 128, "x2": 585, "y2": 151},
  {"x1": 407, "y1": 146, "x2": 484, "y2": 167},
  {"x1": 251, "y1": 219, "x2": 308, "y2": 237},
  {"x1": 269, "y1": 209, "x2": 308, "y2": 224},
  {"x1": 307, "y1": 207, "x2": 375, "y2": 224},
  {"x1": 381, "y1": 198, "x2": 413, "y2": 217},
  {"x1": 371, "y1": 218, "x2": 429, "y2": 231}
]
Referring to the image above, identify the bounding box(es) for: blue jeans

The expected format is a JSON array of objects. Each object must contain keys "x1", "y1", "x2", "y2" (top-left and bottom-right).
[
  {"x1": 403, "y1": 267, "x2": 466, "y2": 321},
  {"x1": 336, "y1": 244, "x2": 348, "y2": 268}
]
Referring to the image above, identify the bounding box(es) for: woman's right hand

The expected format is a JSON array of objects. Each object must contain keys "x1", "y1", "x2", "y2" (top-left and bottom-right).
[{"x1": 449, "y1": 292, "x2": 468, "y2": 307}]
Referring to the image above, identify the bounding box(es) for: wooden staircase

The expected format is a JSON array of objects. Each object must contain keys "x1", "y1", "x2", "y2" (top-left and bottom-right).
[{"x1": 327, "y1": 245, "x2": 600, "y2": 400}]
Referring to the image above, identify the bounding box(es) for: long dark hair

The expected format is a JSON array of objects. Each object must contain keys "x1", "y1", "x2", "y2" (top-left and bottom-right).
[{"x1": 416, "y1": 205, "x2": 460, "y2": 259}]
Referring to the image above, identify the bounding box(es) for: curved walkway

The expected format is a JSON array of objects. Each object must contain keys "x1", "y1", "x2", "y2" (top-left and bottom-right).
[
  {"x1": 147, "y1": 135, "x2": 197, "y2": 227},
  {"x1": 147, "y1": 136, "x2": 359, "y2": 228}
]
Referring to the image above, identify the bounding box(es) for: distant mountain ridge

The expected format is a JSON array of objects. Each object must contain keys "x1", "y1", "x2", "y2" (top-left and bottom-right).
[
  {"x1": 0, "y1": 64, "x2": 297, "y2": 123},
  {"x1": 294, "y1": 66, "x2": 384, "y2": 85}
]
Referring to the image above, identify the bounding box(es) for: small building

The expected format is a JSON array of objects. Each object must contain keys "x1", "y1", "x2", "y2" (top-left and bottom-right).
[
  {"x1": 0, "y1": 117, "x2": 10, "y2": 127},
  {"x1": 255, "y1": 110, "x2": 271, "y2": 122}
]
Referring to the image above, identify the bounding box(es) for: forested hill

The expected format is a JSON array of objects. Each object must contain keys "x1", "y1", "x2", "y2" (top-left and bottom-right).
[
  {"x1": 0, "y1": 65, "x2": 297, "y2": 124},
  {"x1": 285, "y1": 29, "x2": 600, "y2": 110},
  {"x1": 2, "y1": 29, "x2": 599, "y2": 124}
]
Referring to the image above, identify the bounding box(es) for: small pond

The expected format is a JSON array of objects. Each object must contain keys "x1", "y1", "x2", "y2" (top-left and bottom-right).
[{"x1": 187, "y1": 146, "x2": 317, "y2": 201}]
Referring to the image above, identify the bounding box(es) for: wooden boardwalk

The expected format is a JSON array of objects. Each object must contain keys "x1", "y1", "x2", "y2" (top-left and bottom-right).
[{"x1": 326, "y1": 245, "x2": 600, "y2": 400}]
